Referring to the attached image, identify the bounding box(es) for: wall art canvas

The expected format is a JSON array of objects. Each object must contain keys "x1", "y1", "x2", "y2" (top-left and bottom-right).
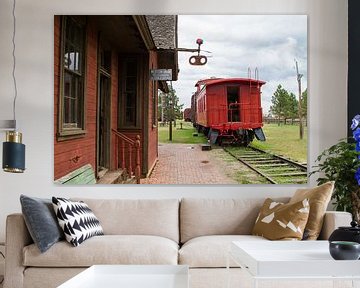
[{"x1": 54, "y1": 14, "x2": 307, "y2": 185}]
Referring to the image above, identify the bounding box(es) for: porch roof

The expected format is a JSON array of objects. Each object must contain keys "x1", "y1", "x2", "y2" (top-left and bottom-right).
[
  {"x1": 92, "y1": 15, "x2": 179, "y2": 81},
  {"x1": 145, "y1": 15, "x2": 179, "y2": 81},
  {"x1": 146, "y1": 15, "x2": 177, "y2": 50}
]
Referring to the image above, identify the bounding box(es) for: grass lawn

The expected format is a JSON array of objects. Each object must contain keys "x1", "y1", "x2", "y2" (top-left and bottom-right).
[
  {"x1": 251, "y1": 123, "x2": 307, "y2": 163},
  {"x1": 158, "y1": 122, "x2": 307, "y2": 163},
  {"x1": 158, "y1": 121, "x2": 208, "y2": 144}
]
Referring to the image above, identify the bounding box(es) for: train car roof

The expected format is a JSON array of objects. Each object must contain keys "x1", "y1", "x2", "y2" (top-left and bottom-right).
[{"x1": 195, "y1": 78, "x2": 266, "y2": 87}]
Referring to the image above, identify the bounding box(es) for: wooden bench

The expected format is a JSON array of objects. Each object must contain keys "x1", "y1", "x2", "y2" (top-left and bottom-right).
[{"x1": 55, "y1": 164, "x2": 96, "y2": 184}]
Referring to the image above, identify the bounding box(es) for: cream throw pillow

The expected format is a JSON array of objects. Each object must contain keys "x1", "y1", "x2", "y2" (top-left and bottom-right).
[
  {"x1": 289, "y1": 181, "x2": 334, "y2": 240},
  {"x1": 252, "y1": 198, "x2": 310, "y2": 240}
]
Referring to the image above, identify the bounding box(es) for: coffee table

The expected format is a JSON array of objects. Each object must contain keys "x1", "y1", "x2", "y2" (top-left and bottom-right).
[
  {"x1": 57, "y1": 265, "x2": 189, "y2": 288},
  {"x1": 228, "y1": 241, "x2": 360, "y2": 288}
]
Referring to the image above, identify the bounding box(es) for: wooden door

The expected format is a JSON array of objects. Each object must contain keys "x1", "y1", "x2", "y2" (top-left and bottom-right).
[
  {"x1": 227, "y1": 85, "x2": 240, "y2": 122},
  {"x1": 97, "y1": 73, "x2": 111, "y2": 174}
]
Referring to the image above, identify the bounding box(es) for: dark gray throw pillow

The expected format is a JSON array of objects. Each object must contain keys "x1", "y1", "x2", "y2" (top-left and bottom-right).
[{"x1": 20, "y1": 195, "x2": 64, "y2": 253}]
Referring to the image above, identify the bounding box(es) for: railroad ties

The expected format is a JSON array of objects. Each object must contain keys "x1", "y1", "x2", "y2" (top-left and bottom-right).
[{"x1": 223, "y1": 146, "x2": 308, "y2": 184}]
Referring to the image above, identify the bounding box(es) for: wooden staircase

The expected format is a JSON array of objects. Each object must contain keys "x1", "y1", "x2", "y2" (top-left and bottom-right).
[
  {"x1": 111, "y1": 129, "x2": 141, "y2": 184},
  {"x1": 96, "y1": 130, "x2": 141, "y2": 184},
  {"x1": 97, "y1": 169, "x2": 136, "y2": 184}
]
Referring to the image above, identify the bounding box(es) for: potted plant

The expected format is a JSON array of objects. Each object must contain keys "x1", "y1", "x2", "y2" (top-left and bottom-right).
[{"x1": 311, "y1": 115, "x2": 360, "y2": 222}]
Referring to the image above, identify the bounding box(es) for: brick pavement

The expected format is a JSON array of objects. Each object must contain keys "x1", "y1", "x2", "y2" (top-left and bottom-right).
[{"x1": 141, "y1": 143, "x2": 238, "y2": 184}]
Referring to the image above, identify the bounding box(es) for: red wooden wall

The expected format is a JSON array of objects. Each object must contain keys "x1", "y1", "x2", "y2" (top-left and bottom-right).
[
  {"x1": 147, "y1": 51, "x2": 159, "y2": 174},
  {"x1": 54, "y1": 16, "x2": 160, "y2": 181},
  {"x1": 54, "y1": 16, "x2": 97, "y2": 180}
]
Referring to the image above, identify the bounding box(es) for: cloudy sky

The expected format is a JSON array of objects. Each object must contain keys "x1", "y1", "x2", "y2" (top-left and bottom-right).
[{"x1": 171, "y1": 15, "x2": 307, "y2": 114}]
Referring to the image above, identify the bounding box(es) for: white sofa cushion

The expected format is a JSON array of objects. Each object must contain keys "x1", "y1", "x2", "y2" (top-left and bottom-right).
[
  {"x1": 179, "y1": 235, "x2": 267, "y2": 268},
  {"x1": 180, "y1": 198, "x2": 289, "y2": 243},
  {"x1": 71, "y1": 198, "x2": 180, "y2": 243},
  {"x1": 23, "y1": 235, "x2": 179, "y2": 267}
]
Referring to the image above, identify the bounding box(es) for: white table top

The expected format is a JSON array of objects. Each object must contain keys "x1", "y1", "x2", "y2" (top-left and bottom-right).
[
  {"x1": 231, "y1": 240, "x2": 360, "y2": 278},
  {"x1": 58, "y1": 265, "x2": 189, "y2": 288}
]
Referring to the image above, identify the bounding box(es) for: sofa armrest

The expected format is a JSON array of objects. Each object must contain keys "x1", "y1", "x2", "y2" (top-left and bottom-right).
[
  {"x1": 4, "y1": 213, "x2": 33, "y2": 288},
  {"x1": 318, "y1": 211, "x2": 352, "y2": 240}
]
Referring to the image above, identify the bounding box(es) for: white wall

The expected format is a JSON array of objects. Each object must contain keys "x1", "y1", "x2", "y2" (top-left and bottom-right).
[{"x1": 0, "y1": 0, "x2": 348, "y2": 242}]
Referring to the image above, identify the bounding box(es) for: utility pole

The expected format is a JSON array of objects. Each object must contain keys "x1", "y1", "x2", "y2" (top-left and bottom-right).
[
  {"x1": 173, "y1": 96, "x2": 177, "y2": 128},
  {"x1": 169, "y1": 81, "x2": 173, "y2": 141},
  {"x1": 161, "y1": 92, "x2": 165, "y2": 123},
  {"x1": 295, "y1": 60, "x2": 304, "y2": 140}
]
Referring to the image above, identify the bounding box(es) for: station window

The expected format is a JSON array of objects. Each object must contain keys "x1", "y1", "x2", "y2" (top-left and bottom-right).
[
  {"x1": 100, "y1": 48, "x2": 111, "y2": 74},
  {"x1": 58, "y1": 16, "x2": 86, "y2": 138},
  {"x1": 152, "y1": 84, "x2": 158, "y2": 128},
  {"x1": 120, "y1": 58, "x2": 139, "y2": 128}
]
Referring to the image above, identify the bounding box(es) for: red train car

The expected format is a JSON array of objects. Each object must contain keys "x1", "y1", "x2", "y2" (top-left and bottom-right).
[
  {"x1": 191, "y1": 93, "x2": 197, "y2": 124},
  {"x1": 183, "y1": 108, "x2": 192, "y2": 121},
  {"x1": 192, "y1": 78, "x2": 266, "y2": 145}
]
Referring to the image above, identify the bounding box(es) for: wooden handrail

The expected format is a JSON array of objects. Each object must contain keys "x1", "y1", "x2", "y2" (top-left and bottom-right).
[
  {"x1": 135, "y1": 135, "x2": 141, "y2": 184},
  {"x1": 112, "y1": 129, "x2": 135, "y2": 145},
  {"x1": 111, "y1": 129, "x2": 141, "y2": 184}
]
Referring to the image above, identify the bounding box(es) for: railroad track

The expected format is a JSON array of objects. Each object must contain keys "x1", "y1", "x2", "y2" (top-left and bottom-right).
[{"x1": 223, "y1": 146, "x2": 308, "y2": 184}]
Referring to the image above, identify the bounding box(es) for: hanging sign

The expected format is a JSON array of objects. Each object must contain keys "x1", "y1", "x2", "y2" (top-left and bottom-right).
[{"x1": 150, "y1": 69, "x2": 172, "y2": 81}]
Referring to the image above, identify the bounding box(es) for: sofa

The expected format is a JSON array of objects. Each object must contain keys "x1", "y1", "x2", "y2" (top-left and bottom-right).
[{"x1": 4, "y1": 198, "x2": 352, "y2": 288}]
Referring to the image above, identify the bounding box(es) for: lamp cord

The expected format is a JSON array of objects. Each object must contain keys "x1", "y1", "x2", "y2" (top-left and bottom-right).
[{"x1": 12, "y1": 0, "x2": 17, "y2": 127}]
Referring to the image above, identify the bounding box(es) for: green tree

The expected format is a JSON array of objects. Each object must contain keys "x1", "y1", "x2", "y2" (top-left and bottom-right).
[
  {"x1": 286, "y1": 92, "x2": 298, "y2": 124},
  {"x1": 301, "y1": 88, "x2": 307, "y2": 119},
  {"x1": 158, "y1": 87, "x2": 184, "y2": 124},
  {"x1": 270, "y1": 85, "x2": 300, "y2": 125},
  {"x1": 270, "y1": 85, "x2": 288, "y2": 125}
]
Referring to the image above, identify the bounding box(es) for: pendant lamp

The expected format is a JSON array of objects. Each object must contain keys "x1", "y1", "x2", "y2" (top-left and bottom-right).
[{"x1": 1, "y1": 0, "x2": 26, "y2": 173}]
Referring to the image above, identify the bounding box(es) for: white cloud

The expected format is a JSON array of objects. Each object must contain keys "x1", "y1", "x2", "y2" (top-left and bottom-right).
[{"x1": 171, "y1": 15, "x2": 307, "y2": 113}]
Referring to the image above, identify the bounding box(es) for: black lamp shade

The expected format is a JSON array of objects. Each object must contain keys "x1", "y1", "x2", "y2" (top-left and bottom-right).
[{"x1": 3, "y1": 141, "x2": 25, "y2": 173}]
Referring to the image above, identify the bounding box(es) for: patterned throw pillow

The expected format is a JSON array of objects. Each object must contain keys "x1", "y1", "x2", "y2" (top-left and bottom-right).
[
  {"x1": 52, "y1": 197, "x2": 104, "y2": 247},
  {"x1": 252, "y1": 198, "x2": 310, "y2": 240},
  {"x1": 289, "y1": 181, "x2": 334, "y2": 240}
]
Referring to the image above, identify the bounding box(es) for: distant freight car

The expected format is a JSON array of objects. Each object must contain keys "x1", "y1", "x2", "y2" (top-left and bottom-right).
[
  {"x1": 191, "y1": 78, "x2": 266, "y2": 146},
  {"x1": 191, "y1": 93, "x2": 197, "y2": 124},
  {"x1": 183, "y1": 108, "x2": 192, "y2": 122}
]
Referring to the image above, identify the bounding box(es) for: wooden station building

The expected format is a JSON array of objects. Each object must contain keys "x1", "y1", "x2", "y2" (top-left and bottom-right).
[{"x1": 54, "y1": 15, "x2": 178, "y2": 184}]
